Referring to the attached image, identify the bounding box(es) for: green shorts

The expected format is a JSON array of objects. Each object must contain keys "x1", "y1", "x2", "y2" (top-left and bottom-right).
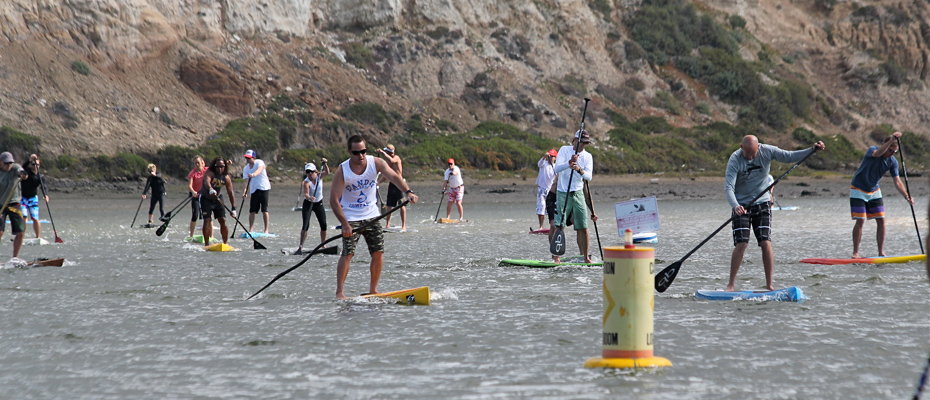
[
  {"x1": 341, "y1": 218, "x2": 385, "y2": 256},
  {"x1": 553, "y1": 190, "x2": 588, "y2": 230}
]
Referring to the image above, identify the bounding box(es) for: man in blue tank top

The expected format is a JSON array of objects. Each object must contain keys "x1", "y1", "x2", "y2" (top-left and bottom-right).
[
  {"x1": 330, "y1": 135, "x2": 419, "y2": 300},
  {"x1": 850, "y1": 131, "x2": 913, "y2": 258}
]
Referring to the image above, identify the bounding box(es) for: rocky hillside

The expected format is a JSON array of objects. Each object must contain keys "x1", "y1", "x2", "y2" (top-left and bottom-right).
[{"x1": 1, "y1": 0, "x2": 929, "y2": 174}]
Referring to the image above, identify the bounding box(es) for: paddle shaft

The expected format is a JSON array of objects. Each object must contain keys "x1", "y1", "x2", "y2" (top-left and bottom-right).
[
  {"x1": 248, "y1": 200, "x2": 410, "y2": 300},
  {"x1": 232, "y1": 177, "x2": 251, "y2": 236},
  {"x1": 155, "y1": 196, "x2": 193, "y2": 236},
  {"x1": 163, "y1": 195, "x2": 192, "y2": 218},
  {"x1": 433, "y1": 189, "x2": 445, "y2": 221},
  {"x1": 551, "y1": 98, "x2": 590, "y2": 254},
  {"x1": 35, "y1": 168, "x2": 63, "y2": 243},
  {"x1": 583, "y1": 181, "x2": 603, "y2": 259},
  {"x1": 896, "y1": 137, "x2": 923, "y2": 254},
  {"x1": 655, "y1": 147, "x2": 818, "y2": 292},
  {"x1": 130, "y1": 196, "x2": 145, "y2": 228},
  {"x1": 218, "y1": 196, "x2": 264, "y2": 249},
  {"x1": 916, "y1": 352, "x2": 930, "y2": 399}
]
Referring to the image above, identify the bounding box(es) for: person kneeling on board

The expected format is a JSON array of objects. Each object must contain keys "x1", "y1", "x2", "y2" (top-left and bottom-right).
[
  {"x1": 200, "y1": 157, "x2": 236, "y2": 245},
  {"x1": 725, "y1": 135, "x2": 825, "y2": 291},
  {"x1": 331, "y1": 135, "x2": 418, "y2": 300},
  {"x1": 849, "y1": 131, "x2": 913, "y2": 258}
]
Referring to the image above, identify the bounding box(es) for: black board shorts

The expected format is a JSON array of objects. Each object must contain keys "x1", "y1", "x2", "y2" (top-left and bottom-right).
[
  {"x1": 200, "y1": 196, "x2": 226, "y2": 220},
  {"x1": 386, "y1": 183, "x2": 404, "y2": 207},
  {"x1": 732, "y1": 202, "x2": 771, "y2": 245},
  {"x1": 249, "y1": 189, "x2": 269, "y2": 213}
]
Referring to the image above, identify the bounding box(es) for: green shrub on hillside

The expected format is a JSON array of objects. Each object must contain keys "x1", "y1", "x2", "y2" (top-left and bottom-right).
[
  {"x1": 0, "y1": 126, "x2": 41, "y2": 164},
  {"x1": 791, "y1": 128, "x2": 861, "y2": 170},
  {"x1": 342, "y1": 42, "x2": 373, "y2": 69},
  {"x1": 71, "y1": 61, "x2": 90, "y2": 76},
  {"x1": 157, "y1": 145, "x2": 199, "y2": 178},
  {"x1": 339, "y1": 102, "x2": 397, "y2": 132}
]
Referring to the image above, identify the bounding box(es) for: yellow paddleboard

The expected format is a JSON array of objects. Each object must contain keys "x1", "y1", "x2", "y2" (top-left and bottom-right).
[
  {"x1": 438, "y1": 218, "x2": 468, "y2": 224},
  {"x1": 360, "y1": 286, "x2": 430, "y2": 305},
  {"x1": 204, "y1": 243, "x2": 237, "y2": 252}
]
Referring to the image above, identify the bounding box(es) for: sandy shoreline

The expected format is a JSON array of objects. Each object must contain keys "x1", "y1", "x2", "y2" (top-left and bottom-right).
[{"x1": 46, "y1": 173, "x2": 928, "y2": 205}]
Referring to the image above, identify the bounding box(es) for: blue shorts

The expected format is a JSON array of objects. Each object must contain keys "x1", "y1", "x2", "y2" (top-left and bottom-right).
[{"x1": 20, "y1": 196, "x2": 40, "y2": 220}]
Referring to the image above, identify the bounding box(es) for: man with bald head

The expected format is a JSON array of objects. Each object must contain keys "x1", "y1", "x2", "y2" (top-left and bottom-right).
[{"x1": 724, "y1": 135, "x2": 825, "y2": 291}]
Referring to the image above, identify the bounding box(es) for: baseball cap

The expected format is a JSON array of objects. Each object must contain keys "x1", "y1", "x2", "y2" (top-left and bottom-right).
[
  {"x1": 244, "y1": 149, "x2": 256, "y2": 158},
  {"x1": 447, "y1": 158, "x2": 455, "y2": 164},
  {"x1": 304, "y1": 162, "x2": 317, "y2": 172},
  {"x1": 574, "y1": 130, "x2": 591, "y2": 143},
  {"x1": 547, "y1": 149, "x2": 557, "y2": 157},
  {"x1": 0, "y1": 152, "x2": 13, "y2": 163}
]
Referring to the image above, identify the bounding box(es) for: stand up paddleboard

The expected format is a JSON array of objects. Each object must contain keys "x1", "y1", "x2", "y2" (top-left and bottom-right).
[
  {"x1": 4, "y1": 258, "x2": 64, "y2": 268},
  {"x1": 771, "y1": 205, "x2": 798, "y2": 211},
  {"x1": 438, "y1": 218, "x2": 468, "y2": 224},
  {"x1": 280, "y1": 246, "x2": 339, "y2": 255},
  {"x1": 383, "y1": 227, "x2": 417, "y2": 233},
  {"x1": 633, "y1": 232, "x2": 658, "y2": 244},
  {"x1": 499, "y1": 255, "x2": 601, "y2": 268},
  {"x1": 13, "y1": 238, "x2": 50, "y2": 246},
  {"x1": 186, "y1": 235, "x2": 220, "y2": 244},
  {"x1": 360, "y1": 286, "x2": 430, "y2": 305},
  {"x1": 238, "y1": 232, "x2": 277, "y2": 239},
  {"x1": 140, "y1": 223, "x2": 159, "y2": 229},
  {"x1": 204, "y1": 243, "x2": 237, "y2": 252},
  {"x1": 529, "y1": 227, "x2": 550, "y2": 234},
  {"x1": 695, "y1": 286, "x2": 807, "y2": 302},
  {"x1": 800, "y1": 254, "x2": 926, "y2": 265}
]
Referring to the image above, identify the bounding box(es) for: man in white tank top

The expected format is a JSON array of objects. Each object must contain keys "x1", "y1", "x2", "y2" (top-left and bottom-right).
[{"x1": 330, "y1": 135, "x2": 419, "y2": 300}]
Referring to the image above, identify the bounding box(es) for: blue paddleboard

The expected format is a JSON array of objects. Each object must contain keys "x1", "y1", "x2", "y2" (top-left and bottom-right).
[
  {"x1": 695, "y1": 286, "x2": 807, "y2": 302},
  {"x1": 238, "y1": 232, "x2": 277, "y2": 239}
]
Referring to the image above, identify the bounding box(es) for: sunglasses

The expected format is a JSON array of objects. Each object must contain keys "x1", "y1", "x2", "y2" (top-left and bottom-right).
[
  {"x1": 305, "y1": 170, "x2": 316, "y2": 173},
  {"x1": 216, "y1": 164, "x2": 226, "y2": 168},
  {"x1": 3, "y1": 162, "x2": 12, "y2": 165},
  {"x1": 351, "y1": 149, "x2": 367, "y2": 156}
]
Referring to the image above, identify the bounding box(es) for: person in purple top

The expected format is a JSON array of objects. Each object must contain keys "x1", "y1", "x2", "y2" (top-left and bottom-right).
[{"x1": 850, "y1": 131, "x2": 913, "y2": 258}]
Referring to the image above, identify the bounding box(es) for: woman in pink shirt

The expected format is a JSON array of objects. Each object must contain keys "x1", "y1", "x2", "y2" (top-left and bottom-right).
[{"x1": 187, "y1": 155, "x2": 205, "y2": 238}]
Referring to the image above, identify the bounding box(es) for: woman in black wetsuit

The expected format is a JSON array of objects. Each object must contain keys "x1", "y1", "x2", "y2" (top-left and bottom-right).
[{"x1": 142, "y1": 163, "x2": 166, "y2": 224}]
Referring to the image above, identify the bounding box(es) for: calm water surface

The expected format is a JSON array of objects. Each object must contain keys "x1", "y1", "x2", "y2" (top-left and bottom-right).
[{"x1": 0, "y1": 190, "x2": 928, "y2": 399}]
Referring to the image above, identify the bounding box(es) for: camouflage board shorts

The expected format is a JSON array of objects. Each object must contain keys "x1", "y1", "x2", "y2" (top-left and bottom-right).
[{"x1": 341, "y1": 218, "x2": 384, "y2": 256}]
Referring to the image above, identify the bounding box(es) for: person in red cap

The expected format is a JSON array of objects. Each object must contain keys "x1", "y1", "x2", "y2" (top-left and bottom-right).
[
  {"x1": 443, "y1": 158, "x2": 465, "y2": 221},
  {"x1": 535, "y1": 149, "x2": 558, "y2": 231}
]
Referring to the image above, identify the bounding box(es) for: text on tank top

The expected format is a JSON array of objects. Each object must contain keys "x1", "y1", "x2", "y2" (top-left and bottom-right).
[{"x1": 339, "y1": 156, "x2": 379, "y2": 220}]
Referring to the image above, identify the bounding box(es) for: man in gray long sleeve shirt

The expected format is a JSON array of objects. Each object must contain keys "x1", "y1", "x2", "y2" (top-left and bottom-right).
[{"x1": 725, "y1": 135, "x2": 825, "y2": 291}]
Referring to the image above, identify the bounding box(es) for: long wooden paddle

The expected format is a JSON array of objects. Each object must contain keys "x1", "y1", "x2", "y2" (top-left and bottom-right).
[
  {"x1": 654, "y1": 148, "x2": 818, "y2": 293},
  {"x1": 231, "y1": 176, "x2": 251, "y2": 237},
  {"x1": 550, "y1": 97, "x2": 590, "y2": 255},
  {"x1": 583, "y1": 181, "x2": 603, "y2": 260},
  {"x1": 433, "y1": 188, "x2": 446, "y2": 221},
  {"x1": 35, "y1": 167, "x2": 63, "y2": 243},
  {"x1": 155, "y1": 195, "x2": 193, "y2": 236},
  {"x1": 895, "y1": 137, "x2": 923, "y2": 254},
  {"x1": 248, "y1": 200, "x2": 409, "y2": 300},
  {"x1": 219, "y1": 197, "x2": 265, "y2": 249},
  {"x1": 130, "y1": 196, "x2": 144, "y2": 228}
]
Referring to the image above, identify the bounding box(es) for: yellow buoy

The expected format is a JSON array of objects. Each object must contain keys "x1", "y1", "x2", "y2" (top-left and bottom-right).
[{"x1": 585, "y1": 231, "x2": 671, "y2": 369}]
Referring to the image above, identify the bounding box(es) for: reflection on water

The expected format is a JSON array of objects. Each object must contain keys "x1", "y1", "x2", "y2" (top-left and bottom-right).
[{"x1": 0, "y1": 194, "x2": 927, "y2": 399}]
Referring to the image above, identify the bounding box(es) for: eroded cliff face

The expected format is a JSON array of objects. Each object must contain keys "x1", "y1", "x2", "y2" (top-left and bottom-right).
[{"x1": 1, "y1": 0, "x2": 929, "y2": 158}]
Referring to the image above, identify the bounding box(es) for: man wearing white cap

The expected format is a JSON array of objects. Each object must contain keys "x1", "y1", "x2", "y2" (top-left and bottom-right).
[
  {"x1": 552, "y1": 130, "x2": 596, "y2": 264},
  {"x1": 377, "y1": 144, "x2": 407, "y2": 231},
  {"x1": 298, "y1": 159, "x2": 330, "y2": 254},
  {"x1": 0, "y1": 152, "x2": 28, "y2": 260},
  {"x1": 242, "y1": 149, "x2": 272, "y2": 233}
]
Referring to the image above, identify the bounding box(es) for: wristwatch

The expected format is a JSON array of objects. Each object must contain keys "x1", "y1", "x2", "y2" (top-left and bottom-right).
[{"x1": 405, "y1": 189, "x2": 415, "y2": 195}]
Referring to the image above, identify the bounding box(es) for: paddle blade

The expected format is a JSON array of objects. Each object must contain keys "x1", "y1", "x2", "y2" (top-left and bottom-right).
[
  {"x1": 654, "y1": 260, "x2": 683, "y2": 293},
  {"x1": 253, "y1": 240, "x2": 266, "y2": 250},
  {"x1": 54, "y1": 235, "x2": 63, "y2": 243},
  {"x1": 155, "y1": 222, "x2": 169, "y2": 236},
  {"x1": 550, "y1": 227, "x2": 567, "y2": 255}
]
